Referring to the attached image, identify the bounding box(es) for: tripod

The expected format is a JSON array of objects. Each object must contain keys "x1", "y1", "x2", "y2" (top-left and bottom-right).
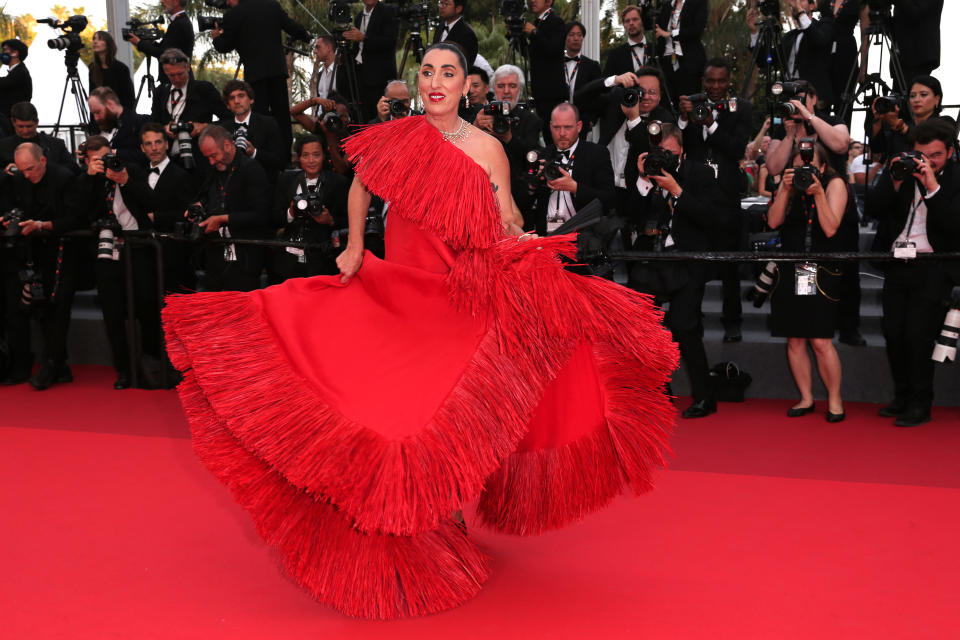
[
  {"x1": 135, "y1": 55, "x2": 158, "y2": 106},
  {"x1": 398, "y1": 17, "x2": 430, "y2": 76},
  {"x1": 836, "y1": 9, "x2": 906, "y2": 124},
  {"x1": 504, "y1": 29, "x2": 531, "y2": 102},
  {"x1": 742, "y1": 16, "x2": 786, "y2": 122},
  {"x1": 54, "y1": 50, "x2": 90, "y2": 134},
  {"x1": 333, "y1": 31, "x2": 363, "y2": 125}
]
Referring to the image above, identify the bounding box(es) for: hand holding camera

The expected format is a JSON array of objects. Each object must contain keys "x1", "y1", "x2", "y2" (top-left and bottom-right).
[
  {"x1": 639, "y1": 152, "x2": 682, "y2": 196},
  {"x1": 890, "y1": 151, "x2": 937, "y2": 191},
  {"x1": 545, "y1": 166, "x2": 577, "y2": 194}
]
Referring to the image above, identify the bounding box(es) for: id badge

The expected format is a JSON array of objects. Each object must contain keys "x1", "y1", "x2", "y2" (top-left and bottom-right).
[
  {"x1": 286, "y1": 246, "x2": 306, "y2": 263},
  {"x1": 223, "y1": 243, "x2": 237, "y2": 262},
  {"x1": 894, "y1": 241, "x2": 917, "y2": 259},
  {"x1": 795, "y1": 262, "x2": 817, "y2": 296},
  {"x1": 112, "y1": 236, "x2": 123, "y2": 262}
]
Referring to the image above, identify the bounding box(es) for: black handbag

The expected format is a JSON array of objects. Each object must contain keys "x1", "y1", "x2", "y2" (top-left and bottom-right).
[{"x1": 710, "y1": 361, "x2": 753, "y2": 402}]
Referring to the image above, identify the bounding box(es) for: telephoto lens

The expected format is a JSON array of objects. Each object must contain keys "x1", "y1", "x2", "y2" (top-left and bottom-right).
[
  {"x1": 233, "y1": 125, "x2": 249, "y2": 153},
  {"x1": 752, "y1": 261, "x2": 778, "y2": 308},
  {"x1": 323, "y1": 111, "x2": 344, "y2": 134},
  {"x1": 3, "y1": 208, "x2": 25, "y2": 238},
  {"x1": 932, "y1": 307, "x2": 960, "y2": 363},
  {"x1": 388, "y1": 98, "x2": 408, "y2": 118},
  {"x1": 169, "y1": 121, "x2": 196, "y2": 170},
  {"x1": 621, "y1": 86, "x2": 645, "y2": 108}
]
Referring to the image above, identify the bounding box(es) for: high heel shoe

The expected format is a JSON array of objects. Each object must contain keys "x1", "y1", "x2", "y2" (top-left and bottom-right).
[
  {"x1": 786, "y1": 403, "x2": 815, "y2": 417},
  {"x1": 826, "y1": 410, "x2": 846, "y2": 423}
]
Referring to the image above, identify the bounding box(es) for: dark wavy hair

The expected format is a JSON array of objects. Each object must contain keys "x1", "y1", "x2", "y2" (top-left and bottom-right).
[
  {"x1": 90, "y1": 31, "x2": 118, "y2": 90},
  {"x1": 423, "y1": 42, "x2": 468, "y2": 76}
]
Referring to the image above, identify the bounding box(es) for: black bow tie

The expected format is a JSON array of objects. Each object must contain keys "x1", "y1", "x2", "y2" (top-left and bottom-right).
[
  {"x1": 560, "y1": 149, "x2": 571, "y2": 160},
  {"x1": 565, "y1": 55, "x2": 580, "y2": 63},
  {"x1": 150, "y1": 167, "x2": 161, "y2": 174},
  {"x1": 631, "y1": 43, "x2": 644, "y2": 48}
]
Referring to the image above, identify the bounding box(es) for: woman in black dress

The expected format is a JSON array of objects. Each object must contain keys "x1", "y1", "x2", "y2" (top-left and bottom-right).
[
  {"x1": 88, "y1": 31, "x2": 136, "y2": 110},
  {"x1": 767, "y1": 142, "x2": 850, "y2": 422}
]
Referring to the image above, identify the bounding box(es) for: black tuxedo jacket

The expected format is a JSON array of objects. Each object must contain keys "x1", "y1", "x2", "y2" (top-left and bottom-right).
[
  {"x1": 529, "y1": 141, "x2": 615, "y2": 235},
  {"x1": 527, "y1": 9, "x2": 567, "y2": 105},
  {"x1": 623, "y1": 105, "x2": 679, "y2": 190},
  {"x1": 568, "y1": 55, "x2": 602, "y2": 129},
  {"x1": 681, "y1": 97, "x2": 754, "y2": 205},
  {"x1": 218, "y1": 113, "x2": 285, "y2": 180},
  {"x1": 892, "y1": 0, "x2": 943, "y2": 71},
  {"x1": 0, "y1": 63, "x2": 32, "y2": 117},
  {"x1": 573, "y1": 78, "x2": 671, "y2": 149},
  {"x1": 200, "y1": 152, "x2": 271, "y2": 238},
  {"x1": 602, "y1": 41, "x2": 652, "y2": 77},
  {"x1": 354, "y1": 3, "x2": 399, "y2": 89},
  {"x1": 432, "y1": 18, "x2": 479, "y2": 66},
  {"x1": 109, "y1": 110, "x2": 152, "y2": 167},
  {"x1": 655, "y1": 0, "x2": 707, "y2": 75},
  {"x1": 0, "y1": 132, "x2": 79, "y2": 174},
  {"x1": 272, "y1": 169, "x2": 349, "y2": 230},
  {"x1": 213, "y1": 0, "x2": 310, "y2": 83},
  {"x1": 11, "y1": 163, "x2": 82, "y2": 234},
  {"x1": 120, "y1": 159, "x2": 196, "y2": 232},
  {"x1": 76, "y1": 168, "x2": 153, "y2": 230},
  {"x1": 779, "y1": 19, "x2": 834, "y2": 108},
  {"x1": 137, "y1": 12, "x2": 195, "y2": 85},
  {"x1": 151, "y1": 80, "x2": 231, "y2": 126}
]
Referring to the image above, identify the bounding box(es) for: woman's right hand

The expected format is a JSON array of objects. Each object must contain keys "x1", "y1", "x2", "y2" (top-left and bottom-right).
[
  {"x1": 336, "y1": 245, "x2": 364, "y2": 284},
  {"x1": 779, "y1": 168, "x2": 795, "y2": 195}
]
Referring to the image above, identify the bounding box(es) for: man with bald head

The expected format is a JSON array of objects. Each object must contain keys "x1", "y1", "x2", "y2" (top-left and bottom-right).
[
  {"x1": 0, "y1": 143, "x2": 83, "y2": 389},
  {"x1": 526, "y1": 102, "x2": 615, "y2": 235}
]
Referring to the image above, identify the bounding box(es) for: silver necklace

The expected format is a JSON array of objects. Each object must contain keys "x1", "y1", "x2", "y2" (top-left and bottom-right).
[{"x1": 439, "y1": 117, "x2": 469, "y2": 143}]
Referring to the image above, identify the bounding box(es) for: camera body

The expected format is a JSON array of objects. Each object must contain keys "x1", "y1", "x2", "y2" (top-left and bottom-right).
[
  {"x1": 292, "y1": 190, "x2": 325, "y2": 219},
  {"x1": 39, "y1": 15, "x2": 88, "y2": 52},
  {"x1": 101, "y1": 153, "x2": 125, "y2": 173},
  {"x1": 772, "y1": 81, "x2": 808, "y2": 119},
  {"x1": 890, "y1": 150, "x2": 924, "y2": 182},
  {"x1": 757, "y1": 0, "x2": 780, "y2": 20},
  {"x1": 388, "y1": 98, "x2": 409, "y2": 119},
  {"x1": 329, "y1": 0, "x2": 359, "y2": 29},
  {"x1": 181, "y1": 202, "x2": 209, "y2": 241},
  {"x1": 205, "y1": 0, "x2": 229, "y2": 9},
  {"x1": 121, "y1": 18, "x2": 164, "y2": 42},
  {"x1": 621, "y1": 86, "x2": 646, "y2": 108},
  {"x1": 3, "y1": 208, "x2": 25, "y2": 238},
  {"x1": 874, "y1": 94, "x2": 902, "y2": 115},
  {"x1": 686, "y1": 93, "x2": 714, "y2": 126},
  {"x1": 483, "y1": 101, "x2": 524, "y2": 134},
  {"x1": 198, "y1": 16, "x2": 220, "y2": 32},
  {"x1": 385, "y1": 0, "x2": 431, "y2": 21},
  {"x1": 642, "y1": 148, "x2": 678, "y2": 177},
  {"x1": 792, "y1": 137, "x2": 820, "y2": 192},
  {"x1": 323, "y1": 111, "x2": 346, "y2": 134},
  {"x1": 499, "y1": 0, "x2": 527, "y2": 35}
]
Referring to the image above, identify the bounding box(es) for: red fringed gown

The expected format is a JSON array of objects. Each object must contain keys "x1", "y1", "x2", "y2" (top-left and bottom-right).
[{"x1": 162, "y1": 116, "x2": 679, "y2": 620}]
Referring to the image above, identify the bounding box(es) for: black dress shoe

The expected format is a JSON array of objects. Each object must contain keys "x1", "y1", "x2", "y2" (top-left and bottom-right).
[
  {"x1": 894, "y1": 409, "x2": 931, "y2": 427},
  {"x1": 826, "y1": 410, "x2": 846, "y2": 423},
  {"x1": 878, "y1": 399, "x2": 908, "y2": 417},
  {"x1": 682, "y1": 399, "x2": 717, "y2": 419},
  {"x1": 57, "y1": 364, "x2": 73, "y2": 384},
  {"x1": 29, "y1": 360, "x2": 59, "y2": 391},
  {"x1": 838, "y1": 330, "x2": 867, "y2": 347},
  {"x1": 2, "y1": 368, "x2": 32, "y2": 385},
  {"x1": 722, "y1": 331, "x2": 743, "y2": 343},
  {"x1": 786, "y1": 403, "x2": 816, "y2": 417},
  {"x1": 114, "y1": 372, "x2": 132, "y2": 390}
]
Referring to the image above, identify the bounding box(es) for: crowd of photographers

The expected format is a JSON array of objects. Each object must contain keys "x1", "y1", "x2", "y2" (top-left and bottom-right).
[{"x1": 0, "y1": 0, "x2": 957, "y2": 428}]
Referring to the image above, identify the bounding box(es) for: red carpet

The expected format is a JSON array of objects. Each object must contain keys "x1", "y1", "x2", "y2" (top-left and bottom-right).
[{"x1": 2, "y1": 365, "x2": 959, "y2": 639}]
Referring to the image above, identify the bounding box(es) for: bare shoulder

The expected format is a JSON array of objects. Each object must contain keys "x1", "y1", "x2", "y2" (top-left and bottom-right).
[{"x1": 460, "y1": 125, "x2": 507, "y2": 176}]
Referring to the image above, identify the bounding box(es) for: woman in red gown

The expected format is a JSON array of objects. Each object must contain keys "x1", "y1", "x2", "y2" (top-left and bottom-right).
[{"x1": 162, "y1": 43, "x2": 679, "y2": 620}]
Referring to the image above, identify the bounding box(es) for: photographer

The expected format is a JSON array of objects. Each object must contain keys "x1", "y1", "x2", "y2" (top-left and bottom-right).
[
  {"x1": 463, "y1": 66, "x2": 491, "y2": 121},
  {"x1": 890, "y1": 0, "x2": 943, "y2": 92},
  {"x1": 193, "y1": 125, "x2": 272, "y2": 292},
  {"x1": 766, "y1": 141, "x2": 851, "y2": 423},
  {"x1": 869, "y1": 118, "x2": 959, "y2": 427},
  {"x1": 563, "y1": 21, "x2": 601, "y2": 136},
  {"x1": 88, "y1": 32, "x2": 136, "y2": 110},
  {"x1": 211, "y1": 0, "x2": 311, "y2": 152},
  {"x1": 373, "y1": 80, "x2": 413, "y2": 123},
  {"x1": 433, "y1": 0, "x2": 479, "y2": 66},
  {"x1": 527, "y1": 103, "x2": 615, "y2": 235},
  {"x1": 522, "y1": 0, "x2": 566, "y2": 132},
  {"x1": 150, "y1": 49, "x2": 230, "y2": 179},
  {"x1": 603, "y1": 5, "x2": 652, "y2": 77},
  {"x1": 0, "y1": 39, "x2": 31, "y2": 119},
  {"x1": 654, "y1": 0, "x2": 708, "y2": 105},
  {"x1": 291, "y1": 93, "x2": 354, "y2": 176},
  {"x1": 270, "y1": 134, "x2": 349, "y2": 281},
  {"x1": 1, "y1": 143, "x2": 83, "y2": 389},
  {"x1": 0, "y1": 102, "x2": 79, "y2": 176},
  {"x1": 216, "y1": 79, "x2": 285, "y2": 182},
  {"x1": 869, "y1": 75, "x2": 949, "y2": 158},
  {"x1": 312, "y1": 35, "x2": 347, "y2": 103},
  {"x1": 88, "y1": 87, "x2": 150, "y2": 166},
  {"x1": 764, "y1": 81, "x2": 849, "y2": 177},
  {"x1": 127, "y1": 0, "x2": 194, "y2": 87},
  {"x1": 678, "y1": 58, "x2": 754, "y2": 342},
  {"x1": 340, "y1": 0, "x2": 399, "y2": 124},
  {"x1": 629, "y1": 123, "x2": 728, "y2": 419},
  {"x1": 74, "y1": 135, "x2": 160, "y2": 390}
]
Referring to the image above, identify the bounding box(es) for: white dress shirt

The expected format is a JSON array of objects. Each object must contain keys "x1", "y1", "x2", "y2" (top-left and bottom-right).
[
  {"x1": 546, "y1": 140, "x2": 579, "y2": 233},
  {"x1": 893, "y1": 183, "x2": 938, "y2": 253},
  {"x1": 148, "y1": 156, "x2": 170, "y2": 190},
  {"x1": 356, "y1": 8, "x2": 373, "y2": 64}
]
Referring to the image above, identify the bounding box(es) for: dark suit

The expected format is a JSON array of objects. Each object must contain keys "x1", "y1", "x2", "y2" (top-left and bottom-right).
[
  {"x1": 432, "y1": 18, "x2": 478, "y2": 66},
  {"x1": 870, "y1": 162, "x2": 959, "y2": 413},
  {"x1": 105, "y1": 109, "x2": 151, "y2": 167},
  {"x1": 198, "y1": 152, "x2": 272, "y2": 291},
  {"x1": 528, "y1": 140, "x2": 615, "y2": 235},
  {"x1": 213, "y1": 0, "x2": 311, "y2": 151},
  {"x1": 655, "y1": 0, "x2": 707, "y2": 103},
  {"x1": 629, "y1": 159, "x2": 726, "y2": 403},
  {"x1": 270, "y1": 168, "x2": 349, "y2": 281},
  {"x1": 136, "y1": 11, "x2": 195, "y2": 86},
  {"x1": 353, "y1": 3, "x2": 399, "y2": 123},
  {"x1": 527, "y1": 8, "x2": 567, "y2": 128},
  {"x1": 603, "y1": 40, "x2": 653, "y2": 77},
  {"x1": 218, "y1": 113, "x2": 285, "y2": 181},
  {"x1": 566, "y1": 55, "x2": 602, "y2": 136},
  {"x1": 892, "y1": 0, "x2": 944, "y2": 90},
  {"x1": 779, "y1": 17, "x2": 834, "y2": 111},
  {"x1": 0, "y1": 133, "x2": 79, "y2": 174},
  {"x1": 0, "y1": 63, "x2": 31, "y2": 118},
  {"x1": 151, "y1": 80, "x2": 230, "y2": 180}
]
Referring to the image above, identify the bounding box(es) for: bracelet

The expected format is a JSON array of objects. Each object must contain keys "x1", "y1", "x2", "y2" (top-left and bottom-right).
[{"x1": 517, "y1": 232, "x2": 533, "y2": 242}]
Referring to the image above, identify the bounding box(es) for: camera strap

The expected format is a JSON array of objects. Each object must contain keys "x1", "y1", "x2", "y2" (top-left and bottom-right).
[
  {"x1": 803, "y1": 197, "x2": 815, "y2": 254},
  {"x1": 899, "y1": 183, "x2": 926, "y2": 245}
]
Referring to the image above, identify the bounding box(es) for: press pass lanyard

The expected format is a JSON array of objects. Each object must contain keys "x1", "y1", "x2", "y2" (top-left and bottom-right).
[
  {"x1": 803, "y1": 196, "x2": 815, "y2": 253},
  {"x1": 565, "y1": 57, "x2": 582, "y2": 86}
]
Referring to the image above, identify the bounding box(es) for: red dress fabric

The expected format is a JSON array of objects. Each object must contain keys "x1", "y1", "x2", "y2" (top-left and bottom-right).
[{"x1": 162, "y1": 116, "x2": 679, "y2": 620}]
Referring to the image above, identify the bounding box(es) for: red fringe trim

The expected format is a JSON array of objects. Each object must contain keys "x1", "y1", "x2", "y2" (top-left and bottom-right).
[
  {"x1": 476, "y1": 344, "x2": 675, "y2": 535},
  {"x1": 343, "y1": 117, "x2": 502, "y2": 250},
  {"x1": 179, "y1": 371, "x2": 490, "y2": 620},
  {"x1": 162, "y1": 290, "x2": 563, "y2": 537}
]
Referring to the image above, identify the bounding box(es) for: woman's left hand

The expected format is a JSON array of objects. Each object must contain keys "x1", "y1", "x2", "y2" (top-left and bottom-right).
[
  {"x1": 804, "y1": 176, "x2": 825, "y2": 197},
  {"x1": 336, "y1": 246, "x2": 364, "y2": 284}
]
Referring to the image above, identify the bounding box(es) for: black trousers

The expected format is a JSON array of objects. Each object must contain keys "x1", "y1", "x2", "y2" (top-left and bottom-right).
[
  {"x1": 201, "y1": 244, "x2": 265, "y2": 292},
  {"x1": 94, "y1": 246, "x2": 162, "y2": 375},
  {"x1": 1, "y1": 269, "x2": 32, "y2": 371},
  {"x1": 250, "y1": 76, "x2": 293, "y2": 158},
  {"x1": 881, "y1": 262, "x2": 950, "y2": 412},
  {"x1": 268, "y1": 245, "x2": 339, "y2": 284},
  {"x1": 838, "y1": 261, "x2": 862, "y2": 334}
]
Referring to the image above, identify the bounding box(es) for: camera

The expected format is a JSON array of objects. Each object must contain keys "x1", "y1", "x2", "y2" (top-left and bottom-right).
[
  {"x1": 181, "y1": 202, "x2": 209, "y2": 242},
  {"x1": 483, "y1": 101, "x2": 522, "y2": 135},
  {"x1": 38, "y1": 15, "x2": 88, "y2": 52},
  {"x1": 384, "y1": 0, "x2": 431, "y2": 21},
  {"x1": 322, "y1": 111, "x2": 345, "y2": 134},
  {"x1": 621, "y1": 86, "x2": 645, "y2": 108},
  {"x1": 686, "y1": 93, "x2": 714, "y2": 126},
  {"x1": 329, "y1": 0, "x2": 359, "y2": 30},
  {"x1": 642, "y1": 148, "x2": 678, "y2": 177},
  {"x1": 232, "y1": 125, "x2": 250, "y2": 153},
  {"x1": 890, "y1": 150, "x2": 923, "y2": 182},
  {"x1": 198, "y1": 16, "x2": 220, "y2": 32},
  {"x1": 121, "y1": 18, "x2": 164, "y2": 42},
  {"x1": 168, "y1": 121, "x2": 196, "y2": 170},
  {"x1": 792, "y1": 137, "x2": 820, "y2": 192},
  {"x1": 499, "y1": 0, "x2": 527, "y2": 35},
  {"x1": 874, "y1": 94, "x2": 902, "y2": 115},
  {"x1": 205, "y1": 0, "x2": 229, "y2": 8},
  {"x1": 2, "y1": 208, "x2": 25, "y2": 238},
  {"x1": 647, "y1": 120, "x2": 663, "y2": 147},
  {"x1": 757, "y1": 0, "x2": 780, "y2": 20},
  {"x1": 388, "y1": 98, "x2": 409, "y2": 119},
  {"x1": 93, "y1": 214, "x2": 123, "y2": 261},
  {"x1": 751, "y1": 261, "x2": 778, "y2": 308},
  {"x1": 292, "y1": 189, "x2": 324, "y2": 219},
  {"x1": 932, "y1": 289, "x2": 960, "y2": 363},
  {"x1": 18, "y1": 265, "x2": 46, "y2": 309},
  {"x1": 771, "y1": 80, "x2": 808, "y2": 118},
  {"x1": 102, "y1": 153, "x2": 125, "y2": 173}
]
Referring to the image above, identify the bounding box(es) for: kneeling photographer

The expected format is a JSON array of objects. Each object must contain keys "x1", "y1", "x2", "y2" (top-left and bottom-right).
[
  {"x1": 869, "y1": 118, "x2": 960, "y2": 427},
  {"x1": 765, "y1": 140, "x2": 852, "y2": 423},
  {"x1": 270, "y1": 135, "x2": 349, "y2": 282},
  {"x1": 1, "y1": 142, "x2": 84, "y2": 389},
  {"x1": 76, "y1": 136, "x2": 161, "y2": 390},
  {"x1": 628, "y1": 123, "x2": 727, "y2": 420}
]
